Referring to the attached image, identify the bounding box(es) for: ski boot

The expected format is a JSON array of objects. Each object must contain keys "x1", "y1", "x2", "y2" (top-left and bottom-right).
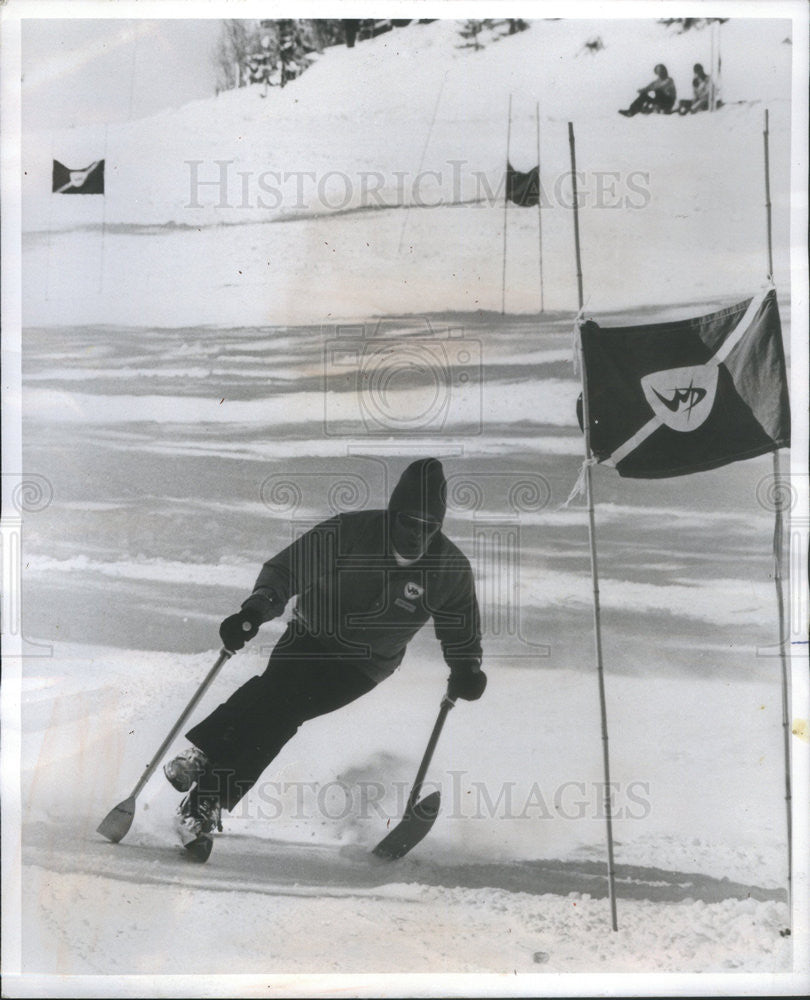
[
  {"x1": 163, "y1": 746, "x2": 209, "y2": 792},
  {"x1": 175, "y1": 787, "x2": 222, "y2": 863}
]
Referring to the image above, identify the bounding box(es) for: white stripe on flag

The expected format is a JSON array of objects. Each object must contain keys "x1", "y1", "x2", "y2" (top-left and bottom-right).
[
  {"x1": 712, "y1": 287, "x2": 768, "y2": 364},
  {"x1": 604, "y1": 415, "x2": 660, "y2": 467},
  {"x1": 603, "y1": 286, "x2": 771, "y2": 468}
]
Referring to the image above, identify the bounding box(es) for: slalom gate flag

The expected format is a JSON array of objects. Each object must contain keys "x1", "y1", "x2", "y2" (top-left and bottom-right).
[
  {"x1": 52, "y1": 160, "x2": 105, "y2": 194},
  {"x1": 506, "y1": 161, "x2": 540, "y2": 207},
  {"x1": 578, "y1": 288, "x2": 790, "y2": 478}
]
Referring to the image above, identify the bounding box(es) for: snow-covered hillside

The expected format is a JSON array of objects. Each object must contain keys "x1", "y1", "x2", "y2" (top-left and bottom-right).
[
  {"x1": 9, "y1": 13, "x2": 808, "y2": 995},
  {"x1": 22, "y1": 17, "x2": 793, "y2": 324}
]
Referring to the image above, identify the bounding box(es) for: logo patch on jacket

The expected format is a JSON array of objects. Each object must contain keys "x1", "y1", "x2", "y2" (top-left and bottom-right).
[{"x1": 404, "y1": 581, "x2": 424, "y2": 599}]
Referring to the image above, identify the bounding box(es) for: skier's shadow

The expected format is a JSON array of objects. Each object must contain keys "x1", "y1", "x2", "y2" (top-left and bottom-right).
[
  {"x1": 24, "y1": 822, "x2": 786, "y2": 905},
  {"x1": 200, "y1": 834, "x2": 788, "y2": 905},
  {"x1": 419, "y1": 857, "x2": 787, "y2": 905}
]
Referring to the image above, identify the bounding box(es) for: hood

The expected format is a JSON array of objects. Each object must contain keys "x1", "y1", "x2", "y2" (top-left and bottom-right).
[{"x1": 387, "y1": 458, "x2": 447, "y2": 524}]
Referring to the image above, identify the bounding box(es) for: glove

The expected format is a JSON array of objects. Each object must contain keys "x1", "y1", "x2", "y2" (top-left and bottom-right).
[
  {"x1": 219, "y1": 589, "x2": 282, "y2": 652},
  {"x1": 447, "y1": 661, "x2": 487, "y2": 702},
  {"x1": 219, "y1": 607, "x2": 263, "y2": 652}
]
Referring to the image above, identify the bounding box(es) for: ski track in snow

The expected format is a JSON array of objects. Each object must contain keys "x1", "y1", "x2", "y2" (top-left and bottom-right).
[
  {"x1": 23, "y1": 821, "x2": 787, "y2": 908},
  {"x1": 20, "y1": 822, "x2": 790, "y2": 975},
  {"x1": 13, "y1": 15, "x2": 804, "y2": 983}
]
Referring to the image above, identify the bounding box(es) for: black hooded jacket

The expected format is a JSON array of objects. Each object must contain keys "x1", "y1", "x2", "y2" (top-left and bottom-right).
[{"x1": 244, "y1": 509, "x2": 482, "y2": 683}]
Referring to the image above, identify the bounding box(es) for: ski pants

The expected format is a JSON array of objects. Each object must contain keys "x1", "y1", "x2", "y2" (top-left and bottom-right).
[
  {"x1": 627, "y1": 90, "x2": 675, "y2": 115},
  {"x1": 186, "y1": 625, "x2": 377, "y2": 810}
]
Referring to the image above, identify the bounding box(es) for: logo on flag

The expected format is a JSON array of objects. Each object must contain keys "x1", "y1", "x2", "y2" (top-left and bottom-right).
[
  {"x1": 578, "y1": 288, "x2": 790, "y2": 478},
  {"x1": 52, "y1": 160, "x2": 105, "y2": 194},
  {"x1": 640, "y1": 364, "x2": 718, "y2": 431}
]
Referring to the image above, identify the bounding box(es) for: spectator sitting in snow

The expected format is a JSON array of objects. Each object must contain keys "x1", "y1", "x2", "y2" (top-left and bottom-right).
[
  {"x1": 690, "y1": 63, "x2": 715, "y2": 112},
  {"x1": 619, "y1": 64, "x2": 677, "y2": 117},
  {"x1": 678, "y1": 64, "x2": 720, "y2": 115}
]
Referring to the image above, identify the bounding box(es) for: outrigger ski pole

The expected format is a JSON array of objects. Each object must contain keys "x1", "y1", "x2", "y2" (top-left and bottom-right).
[
  {"x1": 97, "y1": 646, "x2": 235, "y2": 844},
  {"x1": 373, "y1": 690, "x2": 456, "y2": 860}
]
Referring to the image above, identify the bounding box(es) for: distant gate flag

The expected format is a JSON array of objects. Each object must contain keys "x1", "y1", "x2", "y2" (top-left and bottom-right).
[
  {"x1": 506, "y1": 161, "x2": 540, "y2": 207},
  {"x1": 578, "y1": 288, "x2": 790, "y2": 478},
  {"x1": 52, "y1": 160, "x2": 105, "y2": 194}
]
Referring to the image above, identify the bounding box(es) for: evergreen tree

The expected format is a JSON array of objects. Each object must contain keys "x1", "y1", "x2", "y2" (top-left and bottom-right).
[{"x1": 658, "y1": 17, "x2": 729, "y2": 32}]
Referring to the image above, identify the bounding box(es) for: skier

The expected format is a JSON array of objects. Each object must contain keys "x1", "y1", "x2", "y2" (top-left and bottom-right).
[
  {"x1": 618, "y1": 64, "x2": 677, "y2": 117},
  {"x1": 164, "y1": 458, "x2": 486, "y2": 859}
]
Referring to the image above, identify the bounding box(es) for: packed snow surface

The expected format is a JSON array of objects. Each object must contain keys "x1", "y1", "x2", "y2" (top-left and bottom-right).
[{"x1": 10, "y1": 14, "x2": 808, "y2": 993}]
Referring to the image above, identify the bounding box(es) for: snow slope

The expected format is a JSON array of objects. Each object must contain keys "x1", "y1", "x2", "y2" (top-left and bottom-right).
[
  {"x1": 22, "y1": 17, "x2": 793, "y2": 324},
  {"x1": 18, "y1": 640, "x2": 794, "y2": 975},
  {"x1": 9, "y1": 13, "x2": 809, "y2": 995},
  {"x1": 15, "y1": 311, "x2": 803, "y2": 981}
]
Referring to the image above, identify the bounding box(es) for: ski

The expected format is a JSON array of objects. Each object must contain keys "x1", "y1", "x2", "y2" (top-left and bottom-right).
[
  {"x1": 372, "y1": 695, "x2": 454, "y2": 860},
  {"x1": 183, "y1": 833, "x2": 214, "y2": 863},
  {"x1": 372, "y1": 790, "x2": 441, "y2": 860}
]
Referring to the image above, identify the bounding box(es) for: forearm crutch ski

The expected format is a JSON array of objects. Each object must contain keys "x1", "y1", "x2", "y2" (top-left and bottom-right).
[
  {"x1": 372, "y1": 690, "x2": 455, "y2": 860},
  {"x1": 97, "y1": 647, "x2": 233, "y2": 843}
]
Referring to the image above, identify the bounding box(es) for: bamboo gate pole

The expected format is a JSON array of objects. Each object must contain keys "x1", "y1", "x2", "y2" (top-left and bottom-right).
[{"x1": 568, "y1": 120, "x2": 618, "y2": 932}]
